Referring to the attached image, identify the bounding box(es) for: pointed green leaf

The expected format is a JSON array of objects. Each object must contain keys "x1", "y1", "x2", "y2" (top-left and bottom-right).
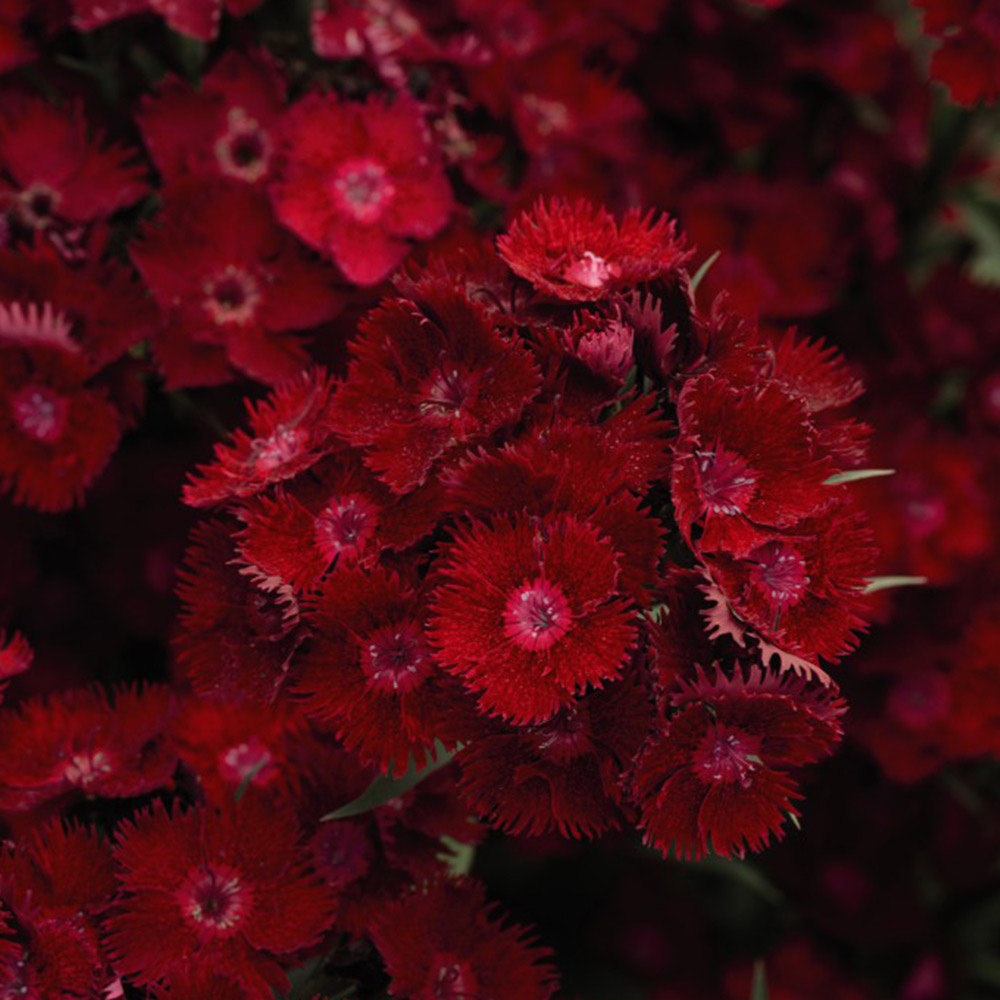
[
  {"x1": 863, "y1": 575, "x2": 929, "y2": 594},
  {"x1": 824, "y1": 468, "x2": 895, "y2": 485},
  {"x1": 690, "y1": 251, "x2": 721, "y2": 295}
]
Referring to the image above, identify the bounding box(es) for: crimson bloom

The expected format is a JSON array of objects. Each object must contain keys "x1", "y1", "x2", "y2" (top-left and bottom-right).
[
  {"x1": 497, "y1": 198, "x2": 690, "y2": 301},
  {"x1": 108, "y1": 798, "x2": 335, "y2": 998},
  {"x1": 271, "y1": 93, "x2": 453, "y2": 285},
  {"x1": 430, "y1": 513, "x2": 637, "y2": 722},
  {"x1": 371, "y1": 878, "x2": 556, "y2": 1000}
]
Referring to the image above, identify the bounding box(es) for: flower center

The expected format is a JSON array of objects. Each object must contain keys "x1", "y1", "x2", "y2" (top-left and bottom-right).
[
  {"x1": 331, "y1": 157, "x2": 396, "y2": 223},
  {"x1": 219, "y1": 738, "x2": 276, "y2": 788},
  {"x1": 695, "y1": 727, "x2": 760, "y2": 788},
  {"x1": 63, "y1": 749, "x2": 112, "y2": 787},
  {"x1": 180, "y1": 867, "x2": 246, "y2": 933},
  {"x1": 248, "y1": 425, "x2": 307, "y2": 473},
  {"x1": 313, "y1": 822, "x2": 372, "y2": 889},
  {"x1": 563, "y1": 250, "x2": 620, "y2": 290},
  {"x1": 521, "y1": 93, "x2": 571, "y2": 136},
  {"x1": 750, "y1": 541, "x2": 810, "y2": 608},
  {"x1": 896, "y1": 475, "x2": 947, "y2": 538},
  {"x1": 419, "y1": 368, "x2": 472, "y2": 420},
  {"x1": 316, "y1": 493, "x2": 378, "y2": 562},
  {"x1": 361, "y1": 622, "x2": 432, "y2": 694},
  {"x1": 503, "y1": 577, "x2": 572, "y2": 651},
  {"x1": 203, "y1": 266, "x2": 261, "y2": 326},
  {"x1": 425, "y1": 956, "x2": 480, "y2": 1000},
  {"x1": 886, "y1": 670, "x2": 951, "y2": 730},
  {"x1": 12, "y1": 384, "x2": 69, "y2": 444},
  {"x1": 532, "y1": 704, "x2": 591, "y2": 762},
  {"x1": 214, "y1": 107, "x2": 273, "y2": 183},
  {"x1": 696, "y1": 447, "x2": 758, "y2": 516},
  {"x1": 18, "y1": 183, "x2": 61, "y2": 229}
]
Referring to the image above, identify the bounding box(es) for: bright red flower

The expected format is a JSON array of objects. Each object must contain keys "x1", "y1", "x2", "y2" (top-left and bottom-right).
[
  {"x1": 671, "y1": 374, "x2": 835, "y2": 555},
  {"x1": 371, "y1": 878, "x2": 557, "y2": 1000},
  {"x1": 139, "y1": 50, "x2": 285, "y2": 187},
  {"x1": 0, "y1": 684, "x2": 176, "y2": 811},
  {"x1": 497, "y1": 199, "x2": 690, "y2": 302},
  {"x1": 329, "y1": 285, "x2": 540, "y2": 492},
  {"x1": 430, "y1": 513, "x2": 637, "y2": 723},
  {"x1": 132, "y1": 182, "x2": 342, "y2": 387},
  {"x1": 271, "y1": 93, "x2": 453, "y2": 285},
  {"x1": 183, "y1": 368, "x2": 338, "y2": 507},
  {"x1": 633, "y1": 667, "x2": 844, "y2": 860},
  {"x1": 108, "y1": 798, "x2": 335, "y2": 998},
  {"x1": 71, "y1": 0, "x2": 266, "y2": 41}
]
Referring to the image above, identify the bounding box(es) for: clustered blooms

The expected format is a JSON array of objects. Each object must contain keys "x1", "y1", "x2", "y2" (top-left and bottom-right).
[{"x1": 2, "y1": 1, "x2": 1000, "y2": 999}]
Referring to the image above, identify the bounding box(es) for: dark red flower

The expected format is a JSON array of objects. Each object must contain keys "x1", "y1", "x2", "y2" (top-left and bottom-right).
[
  {"x1": 430, "y1": 513, "x2": 637, "y2": 723},
  {"x1": 497, "y1": 199, "x2": 690, "y2": 302},
  {"x1": 108, "y1": 798, "x2": 334, "y2": 997},
  {"x1": 133, "y1": 182, "x2": 342, "y2": 387},
  {"x1": 0, "y1": 684, "x2": 176, "y2": 811},
  {"x1": 0, "y1": 1, "x2": 35, "y2": 74},
  {"x1": 71, "y1": 0, "x2": 266, "y2": 40},
  {"x1": 329, "y1": 285, "x2": 540, "y2": 492},
  {"x1": 139, "y1": 50, "x2": 285, "y2": 187},
  {"x1": 183, "y1": 368, "x2": 338, "y2": 507},
  {"x1": 633, "y1": 667, "x2": 844, "y2": 860},
  {"x1": 371, "y1": 878, "x2": 556, "y2": 1000},
  {"x1": 919, "y1": 0, "x2": 1000, "y2": 105},
  {"x1": 271, "y1": 93, "x2": 453, "y2": 285}
]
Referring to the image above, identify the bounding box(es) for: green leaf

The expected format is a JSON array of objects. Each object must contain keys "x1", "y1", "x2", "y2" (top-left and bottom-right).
[
  {"x1": 823, "y1": 468, "x2": 895, "y2": 485},
  {"x1": 690, "y1": 251, "x2": 721, "y2": 295},
  {"x1": 322, "y1": 741, "x2": 457, "y2": 821},
  {"x1": 438, "y1": 836, "x2": 477, "y2": 876},
  {"x1": 172, "y1": 33, "x2": 207, "y2": 80},
  {"x1": 863, "y1": 575, "x2": 929, "y2": 594},
  {"x1": 750, "y1": 960, "x2": 769, "y2": 1000}
]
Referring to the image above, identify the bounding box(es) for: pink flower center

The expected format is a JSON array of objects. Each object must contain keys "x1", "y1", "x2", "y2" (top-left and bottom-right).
[
  {"x1": 331, "y1": 157, "x2": 396, "y2": 223},
  {"x1": 214, "y1": 107, "x2": 273, "y2": 183},
  {"x1": 219, "y1": 737, "x2": 276, "y2": 787},
  {"x1": 419, "y1": 368, "x2": 473, "y2": 420},
  {"x1": 314, "y1": 822, "x2": 372, "y2": 889},
  {"x1": 896, "y1": 475, "x2": 947, "y2": 538},
  {"x1": 694, "y1": 727, "x2": 761, "y2": 788},
  {"x1": 425, "y1": 956, "x2": 480, "y2": 1000},
  {"x1": 361, "y1": 622, "x2": 432, "y2": 694},
  {"x1": 750, "y1": 541, "x2": 810, "y2": 608},
  {"x1": 18, "y1": 183, "x2": 61, "y2": 229},
  {"x1": 697, "y1": 447, "x2": 758, "y2": 516},
  {"x1": 12, "y1": 384, "x2": 69, "y2": 444},
  {"x1": 316, "y1": 493, "x2": 378, "y2": 561},
  {"x1": 503, "y1": 577, "x2": 572, "y2": 651},
  {"x1": 248, "y1": 425, "x2": 307, "y2": 472},
  {"x1": 63, "y1": 749, "x2": 112, "y2": 787},
  {"x1": 180, "y1": 867, "x2": 247, "y2": 933},
  {"x1": 203, "y1": 266, "x2": 261, "y2": 326},
  {"x1": 563, "y1": 250, "x2": 620, "y2": 290},
  {"x1": 886, "y1": 669, "x2": 951, "y2": 730},
  {"x1": 532, "y1": 704, "x2": 591, "y2": 762}
]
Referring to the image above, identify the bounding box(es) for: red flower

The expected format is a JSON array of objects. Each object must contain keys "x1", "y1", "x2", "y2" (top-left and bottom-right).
[
  {"x1": 271, "y1": 93, "x2": 453, "y2": 285},
  {"x1": 371, "y1": 878, "x2": 557, "y2": 1000},
  {"x1": 0, "y1": 1, "x2": 35, "y2": 74},
  {"x1": 671, "y1": 375, "x2": 835, "y2": 555},
  {"x1": 139, "y1": 50, "x2": 285, "y2": 187},
  {"x1": 497, "y1": 199, "x2": 690, "y2": 302},
  {"x1": 919, "y1": 0, "x2": 1000, "y2": 105},
  {"x1": 430, "y1": 513, "x2": 637, "y2": 723},
  {"x1": 0, "y1": 97, "x2": 148, "y2": 240},
  {"x1": 132, "y1": 183, "x2": 342, "y2": 387},
  {"x1": 633, "y1": 667, "x2": 843, "y2": 860},
  {"x1": 108, "y1": 798, "x2": 335, "y2": 997},
  {"x1": 0, "y1": 684, "x2": 176, "y2": 811},
  {"x1": 329, "y1": 285, "x2": 540, "y2": 492},
  {"x1": 183, "y1": 368, "x2": 338, "y2": 507},
  {"x1": 0, "y1": 629, "x2": 30, "y2": 696},
  {"x1": 71, "y1": 0, "x2": 266, "y2": 40}
]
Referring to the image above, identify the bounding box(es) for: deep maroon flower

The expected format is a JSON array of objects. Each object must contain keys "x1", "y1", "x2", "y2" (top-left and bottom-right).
[
  {"x1": 183, "y1": 368, "x2": 338, "y2": 507},
  {"x1": 371, "y1": 878, "x2": 556, "y2": 1000},
  {"x1": 633, "y1": 668, "x2": 844, "y2": 860},
  {"x1": 430, "y1": 513, "x2": 637, "y2": 723},
  {"x1": 133, "y1": 183, "x2": 342, "y2": 387},
  {"x1": 0, "y1": 1, "x2": 36, "y2": 74},
  {"x1": 108, "y1": 798, "x2": 335, "y2": 997},
  {"x1": 329, "y1": 285, "x2": 540, "y2": 492},
  {"x1": 0, "y1": 628, "x2": 30, "y2": 695},
  {"x1": 271, "y1": 93, "x2": 453, "y2": 285},
  {"x1": 497, "y1": 198, "x2": 690, "y2": 301},
  {"x1": 919, "y1": 0, "x2": 1000, "y2": 105},
  {"x1": 0, "y1": 685, "x2": 176, "y2": 811}
]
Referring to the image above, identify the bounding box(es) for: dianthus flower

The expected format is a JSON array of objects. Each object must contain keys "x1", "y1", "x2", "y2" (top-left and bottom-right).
[
  {"x1": 497, "y1": 198, "x2": 690, "y2": 301},
  {"x1": 328, "y1": 284, "x2": 540, "y2": 492},
  {"x1": 132, "y1": 182, "x2": 342, "y2": 387},
  {"x1": 271, "y1": 93, "x2": 453, "y2": 285},
  {"x1": 371, "y1": 878, "x2": 557, "y2": 1000},
  {"x1": 108, "y1": 798, "x2": 335, "y2": 997},
  {"x1": 430, "y1": 512, "x2": 637, "y2": 722},
  {"x1": 633, "y1": 667, "x2": 844, "y2": 860}
]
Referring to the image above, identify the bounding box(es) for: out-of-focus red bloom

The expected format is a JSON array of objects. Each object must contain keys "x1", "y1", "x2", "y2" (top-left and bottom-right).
[
  {"x1": 633, "y1": 667, "x2": 844, "y2": 860},
  {"x1": 329, "y1": 285, "x2": 539, "y2": 492},
  {"x1": 132, "y1": 183, "x2": 342, "y2": 387},
  {"x1": 71, "y1": 0, "x2": 266, "y2": 41},
  {"x1": 0, "y1": 1, "x2": 36, "y2": 74},
  {"x1": 183, "y1": 368, "x2": 338, "y2": 507},
  {"x1": 919, "y1": 0, "x2": 1000, "y2": 105},
  {"x1": 271, "y1": 93, "x2": 453, "y2": 285},
  {"x1": 0, "y1": 628, "x2": 30, "y2": 694},
  {"x1": 108, "y1": 798, "x2": 335, "y2": 997},
  {"x1": 371, "y1": 878, "x2": 557, "y2": 1000},
  {"x1": 430, "y1": 513, "x2": 637, "y2": 723},
  {"x1": 140, "y1": 50, "x2": 285, "y2": 188},
  {"x1": 0, "y1": 684, "x2": 176, "y2": 811},
  {"x1": 497, "y1": 198, "x2": 690, "y2": 301}
]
